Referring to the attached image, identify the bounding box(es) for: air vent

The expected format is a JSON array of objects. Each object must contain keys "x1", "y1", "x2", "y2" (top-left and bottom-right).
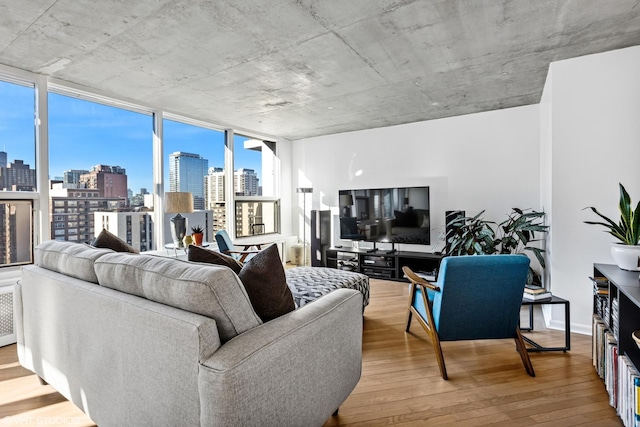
[{"x1": 0, "y1": 286, "x2": 15, "y2": 347}]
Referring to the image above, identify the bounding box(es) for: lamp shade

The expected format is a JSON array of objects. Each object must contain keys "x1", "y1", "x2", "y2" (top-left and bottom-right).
[
  {"x1": 164, "y1": 192, "x2": 194, "y2": 213},
  {"x1": 339, "y1": 194, "x2": 353, "y2": 206}
]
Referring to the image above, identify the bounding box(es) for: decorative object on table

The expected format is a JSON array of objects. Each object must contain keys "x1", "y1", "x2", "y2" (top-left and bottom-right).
[
  {"x1": 584, "y1": 183, "x2": 640, "y2": 271},
  {"x1": 191, "y1": 224, "x2": 204, "y2": 246},
  {"x1": 165, "y1": 192, "x2": 194, "y2": 248},
  {"x1": 297, "y1": 187, "x2": 313, "y2": 266},
  {"x1": 182, "y1": 234, "x2": 193, "y2": 247},
  {"x1": 446, "y1": 208, "x2": 548, "y2": 285},
  {"x1": 339, "y1": 194, "x2": 353, "y2": 218}
]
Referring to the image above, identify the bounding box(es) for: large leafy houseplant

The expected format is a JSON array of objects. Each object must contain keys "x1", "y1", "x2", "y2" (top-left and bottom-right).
[
  {"x1": 446, "y1": 208, "x2": 549, "y2": 285},
  {"x1": 584, "y1": 183, "x2": 640, "y2": 271},
  {"x1": 584, "y1": 183, "x2": 640, "y2": 245}
]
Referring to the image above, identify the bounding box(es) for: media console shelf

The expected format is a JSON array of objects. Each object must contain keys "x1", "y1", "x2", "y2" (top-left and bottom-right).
[
  {"x1": 592, "y1": 263, "x2": 640, "y2": 426},
  {"x1": 326, "y1": 247, "x2": 444, "y2": 282}
]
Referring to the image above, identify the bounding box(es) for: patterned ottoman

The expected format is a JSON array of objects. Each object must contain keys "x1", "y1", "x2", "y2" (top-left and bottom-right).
[{"x1": 285, "y1": 267, "x2": 370, "y2": 311}]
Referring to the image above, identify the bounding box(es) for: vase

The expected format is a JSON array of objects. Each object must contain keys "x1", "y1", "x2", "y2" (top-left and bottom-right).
[
  {"x1": 192, "y1": 233, "x2": 204, "y2": 246},
  {"x1": 610, "y1": 243, "x2": 640, "y2": 271}
]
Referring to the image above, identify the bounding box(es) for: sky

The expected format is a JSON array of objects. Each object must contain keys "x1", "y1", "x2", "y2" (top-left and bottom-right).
[{"x1": 0, "y1": 80, "x2": 262, "y2": 193}]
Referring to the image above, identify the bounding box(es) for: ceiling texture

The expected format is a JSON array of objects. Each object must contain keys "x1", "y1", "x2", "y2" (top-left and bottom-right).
[{"x1": 1, "y1": 0, "x2": 640, "y2": 141}]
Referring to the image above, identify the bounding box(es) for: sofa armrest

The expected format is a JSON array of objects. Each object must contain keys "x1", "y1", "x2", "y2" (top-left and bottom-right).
[{"x1": 198, "y1": 288, "x2": 363, "y2": 427}]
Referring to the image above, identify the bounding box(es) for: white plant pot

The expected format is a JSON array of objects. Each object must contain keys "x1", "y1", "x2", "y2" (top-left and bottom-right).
[{"x1": 610, "y1": 243, "x2": 640, "y2": 271}]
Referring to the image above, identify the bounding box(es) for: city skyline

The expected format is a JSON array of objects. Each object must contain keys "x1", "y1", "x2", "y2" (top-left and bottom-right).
[{"x1": 0, "y1": 80, "x2": 263, "y2": 193}]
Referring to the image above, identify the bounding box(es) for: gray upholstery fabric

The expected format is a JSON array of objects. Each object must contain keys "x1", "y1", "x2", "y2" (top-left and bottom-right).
[
  {"x1": 94, "y1": 253, "x2": 262, "y2": 342},
  {"x1": 199, "y1": 289, "x2": 363, "y2": 427},
  {"x1": 19, "y1": 264, "x2": 221, "y2": 427},
  {"x1": 35, "y1": 240, "x2": 113, "y2": 283},
  {"x1": 285, "y1": 267, "x2": 370, "y2": 310},
  {"x1": 18, "y1": 241, "x2": 364, "y2": 427}
]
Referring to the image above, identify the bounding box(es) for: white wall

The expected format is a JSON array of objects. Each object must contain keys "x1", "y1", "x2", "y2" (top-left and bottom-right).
[
  {"x1": 292, "y1": 104, "x2": 541, "y2": 254},
  {"x1": 544, "y1": 46, "x2": 640, "y2": 334},
  {"x1": 290, "y1": 45, "x2": 640, "y2": 335}
]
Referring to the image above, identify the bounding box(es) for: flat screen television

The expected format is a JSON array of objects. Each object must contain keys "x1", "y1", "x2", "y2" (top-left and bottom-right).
[{"x1": 338, "y1": 186, "x2": 430, "y2": 245}]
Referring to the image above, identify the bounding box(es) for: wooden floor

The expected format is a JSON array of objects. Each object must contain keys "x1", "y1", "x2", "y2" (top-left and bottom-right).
[{"x1": 1, "y1": 279, "x2": 621, "y2": 426}]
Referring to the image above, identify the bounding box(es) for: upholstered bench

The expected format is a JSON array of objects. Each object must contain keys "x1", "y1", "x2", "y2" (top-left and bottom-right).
[{"x1": 285, "y1": 267, "x2": 370, "y2": 311}]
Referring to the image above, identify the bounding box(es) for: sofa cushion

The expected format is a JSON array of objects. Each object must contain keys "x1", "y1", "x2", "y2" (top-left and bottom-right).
[
  {"x1": 187, "y1": 245, "x2": 243, "y2": 274},
  {"x1": 35, "y1": 240, "x2": 113, "y2": 283},
  {"x1": 92, "y1": 228, "x2": 139, "y2": 253},
  {"x1": 238, "y1": 245, "x2": 295, "y2": 322},
  {"x1": 94, "y1": 253, "x2": 261, "y2": 342}
]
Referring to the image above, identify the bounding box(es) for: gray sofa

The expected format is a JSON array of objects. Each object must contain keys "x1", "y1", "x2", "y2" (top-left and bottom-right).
[{"x1": 15, "y1": 241, "x2": 363, "y2": 427}]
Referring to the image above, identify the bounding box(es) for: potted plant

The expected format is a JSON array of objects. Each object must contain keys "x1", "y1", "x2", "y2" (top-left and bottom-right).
[
  {"x1": 584, "y1": 183, "x2": 640, "y2": 271},
  {"x1": 446, "y1": 210, "x2": 496, "y2": 256},
  {"x1": 446, "y1": 208, "x2": 549, "y2": 285},
  {"x1": 191, "y1": 225, "x2": 204, "y2": 246},
  {"x1": 495, "y1": 208, "x2": 549, "y2": 286}
]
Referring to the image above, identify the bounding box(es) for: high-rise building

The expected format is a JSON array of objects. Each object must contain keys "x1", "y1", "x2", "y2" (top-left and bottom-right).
[
  {"x1": 169, "y1": 152, "x2": 208, "y2": 210},
  {"x1": 0, "y1": 159, "x2": 36, "y2": 191},
  {"x1": 234, "y1": 168, "x2": 259, "y2": 196},
  {"x1": 94, "y1": 211, "x2": 154, "y2": 252},
  {"x1": 63, "y1": 169, "x2": 89, "y2": 186},
  {"x1": 204, "y1": 167, "x2": 226, "y2": 233},
  {"x1": 79, "y1": 165, "x2": 128, "y2": 199},
  {"x1": 0, "y1": 151, "x2": 7, "y2": 168},
  {"x1": 50, "y1": 183, "x2": 127, "y2": 244}
]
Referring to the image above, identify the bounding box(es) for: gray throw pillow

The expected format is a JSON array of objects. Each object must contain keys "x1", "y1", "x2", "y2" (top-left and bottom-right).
[{"x1": 238, "y1": 245, "x2": 295, "y2": 322}]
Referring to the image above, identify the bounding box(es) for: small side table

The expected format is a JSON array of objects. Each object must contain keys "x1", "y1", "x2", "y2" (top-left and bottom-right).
[
  {"x1": 164, "y1": 242, "x2": 209, "y2": 257},
  {"x1": 520, "y1": 295, "x2": 571, "y2": 352}
]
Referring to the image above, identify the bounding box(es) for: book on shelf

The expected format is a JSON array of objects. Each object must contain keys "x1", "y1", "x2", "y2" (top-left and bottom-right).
[
  {"x1": 589, "y1": 276, "x2": 610, "y2": 288},
  {"x1": 523, "y1": 291, "x2": 552, "y2": 301}
]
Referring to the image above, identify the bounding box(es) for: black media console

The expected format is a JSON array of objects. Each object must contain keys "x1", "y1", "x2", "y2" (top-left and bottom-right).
[{"x1": 325, "y1": 247, "x2": 444, "y2": 282}]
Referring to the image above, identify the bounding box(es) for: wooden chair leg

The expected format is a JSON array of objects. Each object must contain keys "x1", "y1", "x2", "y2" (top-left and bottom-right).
[
  {"x1": 405, "y1": 283, "x2": 416, "y2": 332},
  {"x1": 514, "y1": 327, "x2": 535, "y2": 377},
  {"x1": 431, "y1": 330, "x2": 448, "y2": 380}
]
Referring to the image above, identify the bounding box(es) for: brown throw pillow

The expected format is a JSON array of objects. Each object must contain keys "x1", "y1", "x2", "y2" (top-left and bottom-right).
[
  {"x1": 91, "y1": 228, "x2": 138, "y2": 253},
  {"x1": 188, "y1": 244, "x2": 243, "y2": 274},
  {"x1": 238, "y1": 244, "x2": 295, "y2": 322}
]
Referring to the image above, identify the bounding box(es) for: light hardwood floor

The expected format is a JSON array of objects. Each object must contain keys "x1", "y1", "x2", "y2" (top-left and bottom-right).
[{"x1": 1, "y1": 279, "x2": 621, "y2": 426}]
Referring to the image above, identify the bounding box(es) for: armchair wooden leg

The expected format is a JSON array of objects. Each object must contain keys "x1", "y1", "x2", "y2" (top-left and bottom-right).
[
  {"x1": 405, "y1": 282, "x2": 416, "y2": 332},
  {"x1": 332, "y1": 408, "x2": 339, "y2": 416},
  {"x1": 405, "y1": 310, "x2": 413, "y2": 332},
  {"x1": 431, "y1": 332, "x2": 448, "y2": 380},
  {"x1": 514, "y1": 327, "x2": 535, "y2": 377}
]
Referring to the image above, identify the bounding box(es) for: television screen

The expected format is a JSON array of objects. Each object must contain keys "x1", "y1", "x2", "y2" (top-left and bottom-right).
[{"x1": 338, "y1": 186, "x2": 430, "y2": 245}]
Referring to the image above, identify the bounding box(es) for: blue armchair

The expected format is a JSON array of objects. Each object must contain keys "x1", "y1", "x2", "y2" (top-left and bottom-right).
[
  {"x1": 404, "y1": 254, "x2": 534, "y2": 380},
  {"x1": 214, "y1": 230, "x2": 260, "y2": 262}
]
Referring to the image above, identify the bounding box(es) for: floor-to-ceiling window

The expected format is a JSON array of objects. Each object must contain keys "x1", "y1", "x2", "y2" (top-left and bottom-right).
[
  {"x1": 0, "y1": 78, "x2": 37, "y2": 266},
  {"x1": 48, "y1": 90, "x2": 153, "y2": 251},
  {"x1": 233, "y1": 133, "x2": 280, "y2": 237},
  {"x1": 0, "y1": 66, "x2": 282, "y2": 266},
  {"x1": 163, "y1": 117, "x2": 225, "y2": 240}
]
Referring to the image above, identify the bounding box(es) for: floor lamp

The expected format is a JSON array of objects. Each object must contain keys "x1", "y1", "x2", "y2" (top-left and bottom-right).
[{"x1": 297, "y1": 187, "x2": 313, "y2": 266}]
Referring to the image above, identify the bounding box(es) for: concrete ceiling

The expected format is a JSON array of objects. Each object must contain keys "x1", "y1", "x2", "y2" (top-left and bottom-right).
[{"x1": 1, "y1": 1, "x2": 639, "y2": 141}]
